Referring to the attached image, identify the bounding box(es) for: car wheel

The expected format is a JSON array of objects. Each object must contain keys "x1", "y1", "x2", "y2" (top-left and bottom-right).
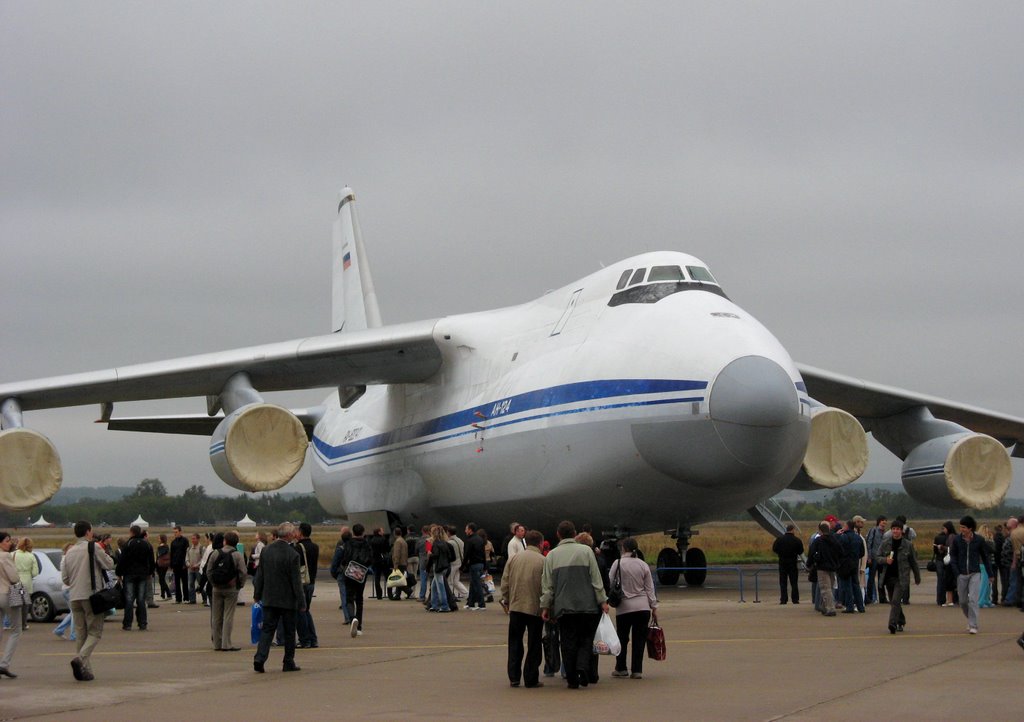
[{"x1": 30, "y1": 592, "x2": 55, "y2": 622}]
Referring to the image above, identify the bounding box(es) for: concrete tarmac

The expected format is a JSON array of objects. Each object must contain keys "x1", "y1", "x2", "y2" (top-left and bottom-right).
[{"x1": 1, "y1": 570, "x2": 1021, "y2": 720}]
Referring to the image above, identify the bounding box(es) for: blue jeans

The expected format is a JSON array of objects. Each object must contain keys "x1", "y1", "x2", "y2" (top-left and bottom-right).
[
  {"x1": 419, "y1": 568, "x2": 429, "y2": 600},
  {"x1": 430, "y1": 572, "x2": 450, "y2": 611},
  {"x1": 840, "y1": 574, "x2": 864, "y2": 612},
  {"x1": 297, "y1": 584, "x2": 317, "y2": 645},
  {"x1": 123, "y1": 576, "x2": 148, "y2": 629},
  {"x1": 187, "y1": 570, "x2": 200, "y2": 603},
  {"x1": 468, "y1": 563, "x2": 486, "y2": 608},
  {"x1": 337, "y1": 577, "x2": 352, "y2": 623},
  {"x1": 54, "y1": 589, "x2": 75, "y2": 639},
  {"x1": 1006, "y1": 570, "x2": 1020, "y2": 605}
]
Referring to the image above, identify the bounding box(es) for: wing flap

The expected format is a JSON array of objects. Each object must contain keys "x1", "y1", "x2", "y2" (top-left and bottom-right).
[
  {"x1": 1, "y1": 320, "x2": 441, "y2": 412},
  {"x1": 102, "y1": 407, "x2": 324, "y2": 439},
  {"x1": 797, "y1": 363, "x2": 1024, "y2": 444}
]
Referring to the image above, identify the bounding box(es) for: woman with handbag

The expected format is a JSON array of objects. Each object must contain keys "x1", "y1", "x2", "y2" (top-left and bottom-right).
[
  {"x1": 0, "y1": 531, "x2": 24, "y2": 677},
  {"x1": 14, "y1": 537, "x2": 39, "y2": 630},
  {"x1": 607, "y1": 537, "x2": 658, "y2": 680}
]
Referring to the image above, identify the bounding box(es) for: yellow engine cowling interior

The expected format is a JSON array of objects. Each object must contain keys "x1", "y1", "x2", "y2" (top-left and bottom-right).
[
  {"x1": 210, "y1": 403, "x2": 308, "y2": 493},
  {"x1": 0, "y1": 427, "x2": 63, "y2": 511},
  {"x1": 787, "y1": 407, "x2": 869, "y2": 491}
]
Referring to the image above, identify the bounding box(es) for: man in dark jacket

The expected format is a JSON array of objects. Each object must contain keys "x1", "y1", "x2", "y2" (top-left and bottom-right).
[
  {"x1": 807, "y1": 522, "x2": 842, "y2": 616},
  {"x1": 771, "y1": 524, "x2": 803, "y2": 605},
  {"x1": 169, "y1": 525, "x2": 189, "y2": 604},
  {"x1": 949, "y1": 515, "x2": 993, "y2": 635},
  {"x1": 338, "y1": 523, "x2": 372, "y2": 636},
  {"x1": 368, "y1": 527, "x2": 391, "y2": 601},
  {"x1": 464, "y1": 523, "x2": 488, "y2": 610},
  {"x1": 253, "y1": 523, "x2": 304, "y2": 673},
  {"x1": 115, "y1": 525, "x2": 155, "y2": 631},
  {"x1": 837, "y1": 520, "x2": 865, "y2": 613},
  {"x1": 295, "y1": 522, "x2": 319, "y2": 649}
]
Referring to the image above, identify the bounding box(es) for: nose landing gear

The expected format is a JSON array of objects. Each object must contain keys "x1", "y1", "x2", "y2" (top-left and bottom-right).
[{"x1": 656, "y1": 528, "x2": 707, "y2": 586}]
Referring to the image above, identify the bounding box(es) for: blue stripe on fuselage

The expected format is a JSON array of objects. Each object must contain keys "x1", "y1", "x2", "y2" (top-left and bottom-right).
[{"x1": 312, "y1": 378, "x2": 707, "y2": 465}]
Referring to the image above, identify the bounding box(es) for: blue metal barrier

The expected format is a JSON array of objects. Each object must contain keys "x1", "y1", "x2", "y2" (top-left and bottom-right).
[{"x1": 655, "y1": 566, "x2": 752, "y2": 602}]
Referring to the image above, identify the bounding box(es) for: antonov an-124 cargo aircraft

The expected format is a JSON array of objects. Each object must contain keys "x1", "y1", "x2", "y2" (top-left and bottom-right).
[{"x1": 3, "y1": 189, "x2": 1022, "y2": 584}]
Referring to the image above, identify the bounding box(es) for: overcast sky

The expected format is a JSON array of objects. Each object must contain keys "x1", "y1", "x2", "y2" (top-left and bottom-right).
[{"x1": 3, "y1": 3, "x2": 1023, "y2": 502}]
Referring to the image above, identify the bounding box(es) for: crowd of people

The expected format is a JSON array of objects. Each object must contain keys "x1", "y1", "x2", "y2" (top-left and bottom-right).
[
  {"x1": 773, "y1": 512, "x2": 1024, "y2": 649},
  {"x1": 4, "y1": 510, "x2": 1023, "y2": 686}
]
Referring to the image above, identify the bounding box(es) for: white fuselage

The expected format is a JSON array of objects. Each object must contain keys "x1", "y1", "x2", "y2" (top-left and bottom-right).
[{"x1": 310, "y1": 252, "x2": 811, "y2": 535}]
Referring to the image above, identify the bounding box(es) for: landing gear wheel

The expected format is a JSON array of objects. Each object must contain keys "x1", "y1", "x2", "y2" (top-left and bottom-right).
[
  {"x1": 683, "y1": 548, "x2": 707, "y2": 586},
  {"x1": 657, "y1": 548, "x2": 682, "y2": 586}
]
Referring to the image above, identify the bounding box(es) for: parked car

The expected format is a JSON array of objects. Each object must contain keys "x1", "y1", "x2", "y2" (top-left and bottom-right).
[{"x1": 29, "y1": 549, "x2": 70, "y2": 622}]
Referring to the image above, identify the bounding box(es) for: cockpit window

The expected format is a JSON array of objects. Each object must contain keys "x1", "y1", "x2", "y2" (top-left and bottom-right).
[
  {"x1": 686, "y1": 266, "x2": 717, "y2": 284},
  {"x1": 628, "y1": 268, "x2": 646, "y2": 286},
  {"x1": 616, "y1": 269, "x2": 632, "y2": 290},
  {"x1": 648, "y1": 265, "x2": 685, "y2": 282}
]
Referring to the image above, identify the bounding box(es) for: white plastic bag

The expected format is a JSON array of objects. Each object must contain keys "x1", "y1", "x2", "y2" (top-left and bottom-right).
[{"x1": 593, "y1": 612, "x2": 621, "y2": 656}]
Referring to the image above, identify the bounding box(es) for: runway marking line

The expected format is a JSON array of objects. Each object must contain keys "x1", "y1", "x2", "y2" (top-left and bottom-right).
[
  {"x1": 38, "y1": 643, "x2": 507, "y2": 658},
  {"x1": 36, "y1": 633, "x2": 999, "y2": 658}
]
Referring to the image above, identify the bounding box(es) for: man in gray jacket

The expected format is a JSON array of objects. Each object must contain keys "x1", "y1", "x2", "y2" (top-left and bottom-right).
[
  {"x1": 876, "y1": 521, "x2": 921, "y2": 634},
  {"x1": 540, "y1": 520, "x2": 608, "y2": 689},
  {"x1": 252, "y1": 523, "x2": 304, "y2": 673}
]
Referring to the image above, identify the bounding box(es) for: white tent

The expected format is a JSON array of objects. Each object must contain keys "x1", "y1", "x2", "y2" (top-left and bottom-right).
[
  {"x1": 131, "y1": 514, "x2": 150, "y2": 529},
  {"x1": 236, "y1": 514, "x2": 257, "y2": 528},
  {"x1": 29, "y1": 515, "x2": 53, "y2": 527}
]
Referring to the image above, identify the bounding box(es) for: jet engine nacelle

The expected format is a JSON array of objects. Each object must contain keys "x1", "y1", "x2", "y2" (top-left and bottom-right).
[
  {"x1": 0, "y1": 427, "x2": 63, "y2": 511},
  {"x1": 901, "y1": 432, "x2": 1011, "y2": 509},
  {"x1": 787, "y1": 407, "x2": 868, "y2": 491},
  {"x1": 209, "y1": 403, "x2": 308, "y2": 492}
]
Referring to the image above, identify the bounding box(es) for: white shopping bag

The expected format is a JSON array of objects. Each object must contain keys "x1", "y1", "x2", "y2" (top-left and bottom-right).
[{"x1": 592, "y1": 612, "x2": 622, "y2": 656}]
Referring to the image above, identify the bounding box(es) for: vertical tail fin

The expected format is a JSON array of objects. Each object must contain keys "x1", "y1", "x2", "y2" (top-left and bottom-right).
[{"x1": 332, "y1": 188, "x2": 382, "y2": 333}]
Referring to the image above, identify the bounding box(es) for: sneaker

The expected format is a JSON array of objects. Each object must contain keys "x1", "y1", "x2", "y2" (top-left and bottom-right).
[
  {"x1": 71, "y1": 657, "x2": 84, "y2": 681},
  {"x1": 350, "y1": 619, "x2": 359, "y2": 638},
  {"x1": 612, "y1": 669, "x2": 629, "y2": 678},
  {"x1": 465, "y1": 604, "x2": 477, "y2": 610},
  {"x1": 1016, "y1": 636, "x2": 1024, "y2": 652},
  {"x1": 356, "y1": 630, "x2": 363, "y2": 636},
  {"x1": 630, "y1": 672, "x2": 643, "y2": 679},
  {"x1": 969, "y1": 627, "x2": 978, "y2": 634}
]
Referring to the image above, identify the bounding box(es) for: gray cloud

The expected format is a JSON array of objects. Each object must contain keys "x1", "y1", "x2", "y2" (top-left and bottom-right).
[{"x1": 3, "y1": 2, "x2": 1022, "y2": 496}]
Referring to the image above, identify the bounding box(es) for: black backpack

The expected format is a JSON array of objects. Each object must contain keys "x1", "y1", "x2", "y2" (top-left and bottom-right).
[{"x1": 209, "y1": 549, "x2": 237, "y2": 586}]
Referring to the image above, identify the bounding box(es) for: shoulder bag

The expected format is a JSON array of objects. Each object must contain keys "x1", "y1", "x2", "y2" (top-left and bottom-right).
[
  {"x1": 607, "y1": 561, "x2": 623, "y2": 607},
  {"x1": 7, "y1": 582, "x2": 27, "y2": 607}
]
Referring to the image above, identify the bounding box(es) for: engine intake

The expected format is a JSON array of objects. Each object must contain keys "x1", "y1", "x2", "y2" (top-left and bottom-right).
[
  {"x1": 787, "y1": 407, "x2": 868, "y2": 491},
  {"x1": 0, "y1": 428, "x2": 63, "y2": 511},
  {"x1": 902, "y1": 433, "x2": 1011, "y2": 509},
  {"x1": 209, "y1": 403, "x2": 308, "y2": 492}
]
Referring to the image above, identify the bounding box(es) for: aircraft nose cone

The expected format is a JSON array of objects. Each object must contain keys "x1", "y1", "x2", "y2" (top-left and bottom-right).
[{"x1": 710, "y1": 355, "x2": 801, "y2": 467}]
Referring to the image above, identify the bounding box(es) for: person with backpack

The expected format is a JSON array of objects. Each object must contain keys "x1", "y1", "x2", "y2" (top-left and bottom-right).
[
  {"x1": 338, "y1": 523, "x2": 372, "y2": 637},
  {"x1": 206, "y1": 530, "x2": 246, "y2": 651}
]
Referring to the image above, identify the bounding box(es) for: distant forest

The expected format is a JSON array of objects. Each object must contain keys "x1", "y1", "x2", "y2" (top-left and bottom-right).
[
  {"x1": 0, "y1": 478, "x2": 328, "y2": 528},
  {"x1": 2, "y1": 479, "x2": 1022, "y2": 530}
]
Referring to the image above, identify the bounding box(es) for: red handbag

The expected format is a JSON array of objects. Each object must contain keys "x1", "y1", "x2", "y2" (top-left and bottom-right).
[{"x1": 646, "y1": 621, "x2": 667, "y2": 661}]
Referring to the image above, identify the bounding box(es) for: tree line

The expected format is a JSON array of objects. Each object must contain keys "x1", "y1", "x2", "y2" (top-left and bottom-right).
[{"x1": 0, "y1": 478, "x2": 329, "y2": 528}]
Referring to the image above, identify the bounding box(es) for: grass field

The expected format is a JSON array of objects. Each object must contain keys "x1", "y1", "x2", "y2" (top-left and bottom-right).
[{"x1": 11, "y1": 518, "x2": 986, "y2": 566}]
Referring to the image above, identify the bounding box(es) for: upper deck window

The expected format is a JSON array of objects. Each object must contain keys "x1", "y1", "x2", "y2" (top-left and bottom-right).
[
  {"x1": 628, "y1": 268, "x2": 646, "y2": 286},
  {"x1": 616, "y1": 269, "x2": 632, "y2": 290},
  {"x1": 686, "y1": 266, "x2": 717, "y2": 284},
  {"x1": 648, "y1": 265, "x2": 685, "y2": 282}
]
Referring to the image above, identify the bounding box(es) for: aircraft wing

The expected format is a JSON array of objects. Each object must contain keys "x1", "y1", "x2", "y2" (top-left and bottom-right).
[
  {"x1": 0, "y1": 319, "x2": 442, "y2": 412},
  {"x1": 102, "y1": 408, "x2": 325, "y2": 438},
  {"x1": 797, "y1": 363, "x2": 1024, "y2": 448}
]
